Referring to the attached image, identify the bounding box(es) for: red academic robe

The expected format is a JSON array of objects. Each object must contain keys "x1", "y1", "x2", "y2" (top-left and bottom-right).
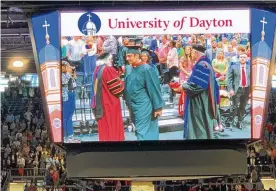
[{"x1": 94, "y1": 65, "x2": 125, "y2": 141}]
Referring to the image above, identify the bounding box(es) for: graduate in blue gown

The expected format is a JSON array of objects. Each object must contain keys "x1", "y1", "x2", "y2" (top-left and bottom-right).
[{"x1": 124, "y1": 46, "x2": 164, "y2": 140}]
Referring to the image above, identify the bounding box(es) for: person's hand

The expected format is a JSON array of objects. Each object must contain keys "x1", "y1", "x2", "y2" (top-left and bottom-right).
[
  {"x1": 219, "y1": 75, "x2": 226, "y2": 81},
  {"x1": 229, "y1": 90, "x2": 235, "y2": 97},
  {"x1": 73, "y1": 72, "x2": 77, "y2": 79},
  {"x1": 178, "y1": 86, "x2": 184, "y2": 92},
  {"x1": 154, "y1": 110, "x2": 162, "y2": 118}
]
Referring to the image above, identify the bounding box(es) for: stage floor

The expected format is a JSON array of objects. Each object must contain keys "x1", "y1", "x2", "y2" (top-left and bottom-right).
[
  {"x1": 64, "y1": 84, "x2": 251, "y2": 143},
  {"x1": 64, "y1": 122, "x2": 251, "y2": 143}
]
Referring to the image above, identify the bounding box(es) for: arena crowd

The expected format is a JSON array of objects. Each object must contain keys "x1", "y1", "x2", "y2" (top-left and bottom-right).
[{"x1": 1, "y1": 79, "x2": 66, "y2": 190}]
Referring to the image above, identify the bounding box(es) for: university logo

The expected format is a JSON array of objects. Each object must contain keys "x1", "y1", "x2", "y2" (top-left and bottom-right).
[
  {"x1": 53, "y1": 118, "x2": 61, "y2": 129},
  {"x1": 255, "y1": 115, "x2": 262, "y2": 125},
  {"x1": 78, "y1": 12, "x2": 101, "y2": 36}
]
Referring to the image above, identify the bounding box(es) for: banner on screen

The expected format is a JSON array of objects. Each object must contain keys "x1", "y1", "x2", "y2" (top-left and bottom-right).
[{"x1": 61, "y1": 10, "x2": 250, "y2": 36}]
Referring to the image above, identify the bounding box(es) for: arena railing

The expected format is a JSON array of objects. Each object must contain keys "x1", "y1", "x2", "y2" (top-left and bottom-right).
[
  {"x1": 248, "y1": 164, "x2": 276, "y2": 177},
  {"x1": 155, "y1": 183, "x2": 274, "y2": 191},
  {"x1": 24, "y1": 185, "x2": 131, "y2": 191},
  {"x1": 9, "y1": 168, "x2": 47, "y2": 181}
]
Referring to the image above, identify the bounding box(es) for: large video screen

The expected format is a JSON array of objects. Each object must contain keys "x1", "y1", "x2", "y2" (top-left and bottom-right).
[
  {"x1": 30, "y1": 8, "x2": 276, "y2": 143},
  {"x1": 59, "y1": 9, "x2": 254, "y2": 143}
]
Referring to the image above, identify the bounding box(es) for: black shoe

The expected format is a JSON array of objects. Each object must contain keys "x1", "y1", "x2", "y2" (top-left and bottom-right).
[
  {"x1": 169, "y1": 97, "x2": 174, "y2": 103},
  {"x1": 219, "y1": 125, "x2": 225, "y2": 132},
  {"x1": 237, "y1": 122, "x2": 244, "y2": 130},
  {"x1": 240, "y1": 122, "x2": 245, "y2": 130},
  {"x1": 231, "y1": 121, "x2": 237, "y2": 129}
]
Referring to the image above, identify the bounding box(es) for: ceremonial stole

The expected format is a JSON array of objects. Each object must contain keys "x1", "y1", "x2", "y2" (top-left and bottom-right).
[
  {"x1": 92, "y1": 65, "x2": 106, "y2": 120},
  {"x1": 208, "y1": 77, "x2": 216, "y2": 119},
  {"x1": 183, "y1": 91, "x2": 190, "y2": 139},
  {"x1": 208, "y1": 64, "x2": 218, "y2": 119},
  {"x1": 107, "y1": 77, "x2": 124, "y2": 98}
]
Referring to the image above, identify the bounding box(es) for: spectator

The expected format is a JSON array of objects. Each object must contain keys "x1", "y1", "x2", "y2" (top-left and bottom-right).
[
  {"x1": 60, "y1": 165, "x2": 67, "y2": 184},
  {"x1": 36, "y1": 144, "x2": 42, "y2": 153},
  {"x1": 45, "y1": 170, "x2": 53, "y2": 188},
  {"x1": 266, "y1": 122, "x2": 273, "y2": 140},
  {"x1": 32, "y1": 115, "x2": 39, "y2": 127},
  {"x1": 259, "y1": 146, "x2": 267, "y2": 164},
  {"x1": 255, "y1": 178, "x2": 264, "y2": 191},
  {"x1": 180, "y1": 181, "x2": 189, "y2": 191},
  {"x1": 51, "y1": 166, "x2": 60, "y2": 189},
  {"x1": 33, "y1": 156, "x2": 39, "y2": 176},
  {"x1": 2, "y1": 122, "x2": 9, "y2": 135},
  {"x1": 29, "y1": 182, "x2": 38, "y2": 191},
  {"x1": 45, "y1": 154, "x2": 53, "y2": 170},
  {"x1": 266, "y1": 147, "x2": 272, "y2": 163},
  {"x1": 17, "y1": 154, "x2": 25, "y2": 176},
  {"x1": 25, "y1": 155, "x2": 33, "y2": 176},
  {"x1": 53, "y1": 154, "x2": 60, "y2": 167},
  {"x1": 4, "y1": 144, "x2": 11, "y2": 159},
  {"x1": 251, "y1": 167, "x2": 258, "y2": 183},
  {"x1": 249, "y1": 150, "x2": 256, "y2": 166},
  {"x1": 116, "y1": 181, "x2": 122, "y2": 191},
  {"x1": 10, "y1": 121, "x2": 16, "y2": 132},
  {"x1": 6, "y1": 111, "x2": 15, "y2": 125},
  {"x1": 244, "y1": 179, "x2": 253, "y2": 191},
  {"x1": 24, "y1": 109, "x2": 33, "y2": 126},
  {"x1": 13, "y1": 138, "x2": 21, "y2": 149},
  {"x1": 38, "y1": 114, "x2": 44, "y2": 127},
  {"x1": 22, "y1": 143, "x2": 30, "y2": 158}
]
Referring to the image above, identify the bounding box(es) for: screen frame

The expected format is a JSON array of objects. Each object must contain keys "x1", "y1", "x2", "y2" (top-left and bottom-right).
[
  {"x1": 30, "y1": 5, "x2": 268, "y2": 145},
  {"x1": 60, "y1": 7, "x2": 253, "y2": 145}
]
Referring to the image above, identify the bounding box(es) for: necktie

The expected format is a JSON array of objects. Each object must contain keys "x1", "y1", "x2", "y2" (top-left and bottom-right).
[{"x1": 241, "y1": 66, "x2": 246, "y2": 87}]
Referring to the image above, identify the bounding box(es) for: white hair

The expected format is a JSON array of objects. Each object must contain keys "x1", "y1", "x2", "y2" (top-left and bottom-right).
[
  {"x1": 199, "y1": 51, "x2": 205, "y2": 57},
  {"x1": 96, "y1": 54, "x2": 113, "y2": 67},
  {"x1": 195, "y1": 50, "x2": 205, "y2": 57}
]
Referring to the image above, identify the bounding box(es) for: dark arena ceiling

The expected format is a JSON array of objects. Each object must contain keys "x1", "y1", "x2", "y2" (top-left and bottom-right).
[{"x1": 1, "y1": 1, "x2": 276, "y2": 75}]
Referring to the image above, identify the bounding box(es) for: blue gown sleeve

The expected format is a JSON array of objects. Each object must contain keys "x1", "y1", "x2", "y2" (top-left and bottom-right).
[
  {"x1": 182, "y1": 82, "x2": 205, "y2": 97},
  {"x1": 144, "y1": 67, "x2": 164, "y2": 111}
]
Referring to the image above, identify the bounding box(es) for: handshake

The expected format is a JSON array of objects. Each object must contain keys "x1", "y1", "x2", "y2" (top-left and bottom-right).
[
  {"x1": 169, "y1": 82, "x2": 183, "y2": 93},
  {"x1": 216, "y1": 73, "x2": 226, "y2": 81}
]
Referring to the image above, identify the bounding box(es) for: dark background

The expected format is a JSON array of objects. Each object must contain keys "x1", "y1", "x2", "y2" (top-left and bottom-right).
[{"x1": 66, "y1": 140, "x2": 248, "y2": 178}]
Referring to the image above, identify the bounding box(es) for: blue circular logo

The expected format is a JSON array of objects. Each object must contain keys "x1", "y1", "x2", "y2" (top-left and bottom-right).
[
  {"x1": 78, "y1": 12, "x2": 101, "y2": 36},
  {"x1": 255, "y1": 115, "x2": 262, "y2": 125},
  {"x1": 53, "y1": 118, "x2": 61, "y2": 129}
]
